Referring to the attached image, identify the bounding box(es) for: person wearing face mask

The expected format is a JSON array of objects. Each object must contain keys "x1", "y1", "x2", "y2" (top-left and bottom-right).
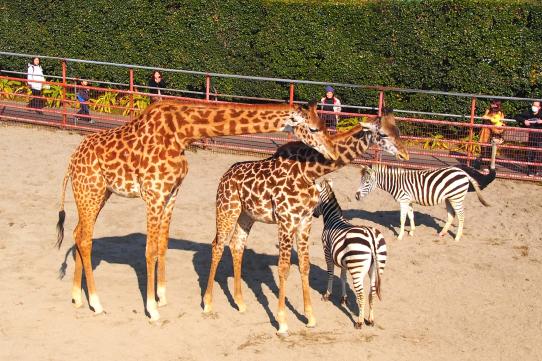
[
  {"x1": 477, "y1": 99, "x2": 505, "y2": 170},
  {"x1": 515, "y1": 101, "x2": 542, "y2": 176}
]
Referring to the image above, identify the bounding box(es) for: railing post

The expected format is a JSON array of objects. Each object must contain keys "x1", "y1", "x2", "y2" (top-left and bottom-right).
[
  {"x1": 374, "y1": 89, "x2": 385, "y2": 162},
  {"x1": 205, "y1": 75, "x2": 211, "y2": 101},
  {"x1": 467, "y1": 97, "x2": 477, "y2": 167},
  {"x1": 289, "y1": 83, "x2": 294, "y2": 106},
  {"x1": 129, "y1": 68, "x2": 134, "y2": 122},
  {"x1": 61, "y1": 60, "x2": 67, "y2": 127},
  {"x1": 377, "y1": 90, "x2": 384, "y2": 117}
]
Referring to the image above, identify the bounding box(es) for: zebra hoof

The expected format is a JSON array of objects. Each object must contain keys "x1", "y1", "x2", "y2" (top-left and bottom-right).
[
  {"x1": 340, "y1": 296, "x2": 348, "y2": 306},
  {"x1": 354, "y1": 322, "x2": 363, "y2": 329}
]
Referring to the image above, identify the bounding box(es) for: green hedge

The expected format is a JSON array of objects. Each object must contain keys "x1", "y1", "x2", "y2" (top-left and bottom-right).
[{"x1": 1, "y1": 0, "x2": 541, "y2": 116}]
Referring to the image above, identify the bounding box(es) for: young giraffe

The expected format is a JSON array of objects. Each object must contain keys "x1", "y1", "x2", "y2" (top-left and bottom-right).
[
  {"x1": 203, "y1": 113, "x2": 409, "y2": 335},
  {"x1": 56, "y1": 100, "x2": 338, "y2": 321}
]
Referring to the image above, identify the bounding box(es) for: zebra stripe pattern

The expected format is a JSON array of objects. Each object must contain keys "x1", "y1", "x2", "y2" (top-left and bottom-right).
[
  {"x1": 355, "y1": 165, "x2": 489, "y2": 241},
  {"x1": 314, "y1": 180, "x2": 387, "y2": 329}
]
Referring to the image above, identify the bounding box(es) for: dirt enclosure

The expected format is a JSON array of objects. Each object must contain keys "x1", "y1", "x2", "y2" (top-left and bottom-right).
[{"x1": 1, "y1": 124, "x2": 541, "y2": 361}]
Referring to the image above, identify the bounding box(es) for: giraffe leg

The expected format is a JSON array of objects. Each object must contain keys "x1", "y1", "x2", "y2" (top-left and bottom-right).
[
  {"x1": 296, "y1": 219, "x2": 316, "y2": 328},
  {"x1": 339, "y1": 268, "x2": 348, "y2": 306},
  {"x1": 203, "y1": 193, "x2": 241, "y2": 314},
  {"x1": 71, "y1": 226, "x2": 84, "y2": 308},
  {"x1": 144, "y1": 201, "x2": 167, "y2": 322},
  {"x1": 398, "y1": 202, "x2": 409, "y2": 240},
  {"x1": 276, "y1": 224, "x2": 295, "y2": 335},
  {"x1": 230, "y1": 213, "x2": 254, "y2": 313},
  {"x1": 439, "y1": 199, "x2": 455, "y2": 238},
  {"x1": 156, "y1": 187, "x2": 181, "y2": 308},
  {"x1": 72, "y1": 188, "x2": 111, "y2": 314}
]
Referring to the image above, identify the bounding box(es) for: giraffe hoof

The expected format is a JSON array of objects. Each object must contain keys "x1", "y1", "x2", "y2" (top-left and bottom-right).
[
  {"x1": 148, "y1": 309, "x2": 160, "y2": 322},
  {"x1": 236, "y1": 303, "x2": 247, "y2": 313},
  {"x1": 72, "y1": 299, "x2": 83, "y2": 309},
  {"x1": 158, "y1": 299, "x2": 168, "y2": 308},
  {"x1": 203, "y1": 304, "x2": 213, "y2": 314},
  {"x1": 306, "y1": 318, "x2": 316, "y2": 328},
  {"x1": 354, "y1": 322, "x2": 363, "y2": 329},
  {"x1": 365, "y1": 319, "x2": 375, "y2": 327}
]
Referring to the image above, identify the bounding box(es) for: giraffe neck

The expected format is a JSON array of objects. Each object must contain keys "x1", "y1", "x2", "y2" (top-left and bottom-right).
[
  {"x1": 140, "y1": 101, "x2": 295, "y2": 143},
  {"x1": 278, "y1": 128, "x2": 372, "y2": 181}
]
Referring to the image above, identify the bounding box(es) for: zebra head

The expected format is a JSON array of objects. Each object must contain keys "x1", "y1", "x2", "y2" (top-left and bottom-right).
[
  {"x1": 313, "y1": 179, "x2": 335, "y2": 218},
  {"x1": 355, "y1": 166, "x2": 377, "y2": 201},
  {"x1": 360, "y1": 112, "x2": 409, "y2": 161}
]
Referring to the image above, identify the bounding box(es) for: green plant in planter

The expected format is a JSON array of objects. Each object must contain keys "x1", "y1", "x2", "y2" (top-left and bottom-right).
[
  {"x1": 43, "y1": 84, "x2": 65, "y2": 108},
  {"x1": 0, "y1": 79, "x2": 28, "y2": 101},
  {"x1": 91, "y1": 91, "x2": 118, "y2": 113},
  {"x1": 336, "y1": 116, "x2": 368, "y2": 132},
  {"x1": 119, "y1": 93, "x2": 150, "y2": 116},
  {"x1": 422, "y1": 133, "x2": 449, "y2": 151}
]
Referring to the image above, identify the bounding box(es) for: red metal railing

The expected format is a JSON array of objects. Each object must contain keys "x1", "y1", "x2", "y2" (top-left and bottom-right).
[{"x1": 0, "y1": 52, "x2": 541, "y2": 181}]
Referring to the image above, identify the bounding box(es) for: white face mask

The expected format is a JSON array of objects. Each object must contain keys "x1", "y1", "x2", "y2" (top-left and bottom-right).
[{"x1": 532, "y1": 106, "x2": 540, "y2": 113}]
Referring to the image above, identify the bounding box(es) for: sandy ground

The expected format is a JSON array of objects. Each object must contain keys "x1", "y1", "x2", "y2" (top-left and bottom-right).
[{"x1": 1, "y1": 123, "x2": 541, "y2": 361}]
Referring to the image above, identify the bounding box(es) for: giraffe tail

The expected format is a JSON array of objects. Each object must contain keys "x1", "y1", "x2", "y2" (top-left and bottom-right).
[{"x1": 56, "y1": 170, "x2": 70, "y2": 249}]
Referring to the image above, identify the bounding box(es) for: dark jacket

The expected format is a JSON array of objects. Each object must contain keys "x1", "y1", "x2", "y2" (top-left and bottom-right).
[
  {"x1": 515, "y1": 108, "x2": 542, "y2": 129},
  {"x1": 76, "y1": 88, "x2": 89, "y2": 102},
  {"x1": 148, "y1": 78, "x2": 166, "y2": 95}
]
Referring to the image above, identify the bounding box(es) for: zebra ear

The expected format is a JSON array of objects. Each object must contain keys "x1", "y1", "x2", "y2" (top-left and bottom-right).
[
  {"x1": 325, "y1": 178, "x2": 333, "y2": 189},
  {"x1": 315, "y1": 181, "x2": 325, "y2": 192},
  {"x1": 360, "y1": 166, "x2": 369, "y2": 176}
]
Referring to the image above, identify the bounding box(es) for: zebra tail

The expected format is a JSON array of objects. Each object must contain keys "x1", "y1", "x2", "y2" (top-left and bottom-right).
[
  {"x1": 467, "y1": 175, "x2": 490, "y2": 207},
  {"x1": 456, "y1": 165, "x2": 496, "y2": 192},
  {"x1": 56, "y1": 170, "x2": 70, "y2": 249},
  {"x1": 372, "y1": 234, "x2": 383, "y2": 301}
]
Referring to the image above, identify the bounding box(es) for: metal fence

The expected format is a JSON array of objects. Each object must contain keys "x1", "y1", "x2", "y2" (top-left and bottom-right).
[{"x1": 1, "y1": 51, "x2": 541, "y2": 181}]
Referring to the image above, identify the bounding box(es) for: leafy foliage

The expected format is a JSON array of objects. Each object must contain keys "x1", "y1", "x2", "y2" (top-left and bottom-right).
[{"x1": 1, "y1": 0, "x2": 541, "y2": 117}]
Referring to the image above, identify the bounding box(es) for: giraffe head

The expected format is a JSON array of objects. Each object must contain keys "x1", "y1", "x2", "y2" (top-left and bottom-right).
[
  {"x1": 357, "y1": 112, "x2": 409, "y2": 161},
  {"x1": 355, "y1": 166, "x2": 378, "y2": 201},
  {"x1": 287, "y1": 102, "x2": 339, "y2": 160}
]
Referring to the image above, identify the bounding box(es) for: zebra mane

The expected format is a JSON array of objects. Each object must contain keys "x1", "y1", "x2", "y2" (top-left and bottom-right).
[{"x1": 370, "y1": 164, "x2": 408, "y2": 175}]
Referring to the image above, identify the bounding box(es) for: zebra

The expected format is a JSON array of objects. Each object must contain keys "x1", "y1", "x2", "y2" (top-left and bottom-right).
[
  {"x1": 355, "y1": 165, "x2": 490, "y2": 242},
  {"x1": 313, "y1": 179, "x2": 387, "y2": 329}
]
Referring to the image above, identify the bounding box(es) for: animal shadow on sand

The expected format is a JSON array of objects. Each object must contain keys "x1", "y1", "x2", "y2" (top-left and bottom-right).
[
  {"x1": 57, "y1": 233, "x2": 362, "y2": 327},
  {"x1": 342, "y1": 208, "x2": 443, "y2": 238}
]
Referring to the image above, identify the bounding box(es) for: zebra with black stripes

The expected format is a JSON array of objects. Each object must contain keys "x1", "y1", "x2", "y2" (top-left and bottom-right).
[
  {"x1": 355, "y1": 165, "x2": 490, "y2": 242},
  {"x1": 313, "y1": 179, "x2": 387, "y2": 329}
]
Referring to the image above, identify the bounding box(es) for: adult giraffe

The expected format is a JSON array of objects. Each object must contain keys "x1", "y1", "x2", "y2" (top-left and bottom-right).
[
  {"x1": 56, "y1": 100, "x2": 338, "y2": 321},
  {"x1": 203, "y1": 113, "x2": 409, "y2": 334}
]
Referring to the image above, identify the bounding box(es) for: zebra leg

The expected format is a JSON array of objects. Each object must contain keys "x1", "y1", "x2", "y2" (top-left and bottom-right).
[
  {"x1": 398, "y1": 202, "x2": 409, "y2": 240},
  {"x1": 407, "y1": 204, "x2": 415, "y2": 236},
  {"x1": 367, "y1": 262, "x2": 377, "y2": 326},
  {"x1": 340, "y1": 267, "x2": 348, "y2": 306},
  {"x1": 322, "y1": 259, "x2": 334, "y2": 301},
  {"x1": 451, "y1": 200, "x2": 465, "y2": 241},
  {"x1": 351, "y1": 271, "x2": 366, "y2": 329},
  {"x1": 439, "y1": 199, "x2": 455, "y2": 238}
]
